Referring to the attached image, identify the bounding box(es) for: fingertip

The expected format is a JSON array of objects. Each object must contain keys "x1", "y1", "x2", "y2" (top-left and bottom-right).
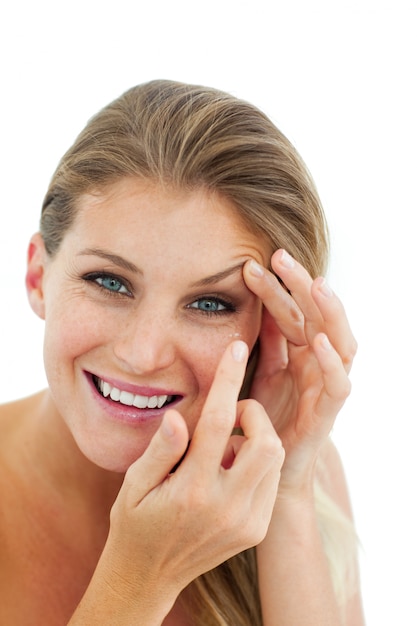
[
  {"x1": 314, "y1": 276, "x2": 333, "y2": 299},
  {"x1": 246, "y1": 259, "x2": 265, "y2": 279},
  {"x1": 316, "y1": 332, "x2": 332, "y2": 352},
  {"x1": 160, "y1": 410, "x2": 178, "y2": 438},
  {"x1": 272, "y1": 249, "x2": 295, "y2": 270},
  {"x1": 161, "y1": 409, "x2": 188, "y2": 442},
  {"x1": 231, "y1": 340, "x2": 248, "y2": 363},
  {"x1": 158, "y1": 411, "x2": 190, "y2": 473}
]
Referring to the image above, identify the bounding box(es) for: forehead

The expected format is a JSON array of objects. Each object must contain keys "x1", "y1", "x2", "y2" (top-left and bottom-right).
[{"x1": 71, "y1": 178, "x2": 271, "y2": 264}]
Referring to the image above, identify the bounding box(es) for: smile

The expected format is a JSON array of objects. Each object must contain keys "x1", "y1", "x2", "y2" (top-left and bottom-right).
[{"x1": 93, "y1": 376, "x2": 175, "y2": 409}]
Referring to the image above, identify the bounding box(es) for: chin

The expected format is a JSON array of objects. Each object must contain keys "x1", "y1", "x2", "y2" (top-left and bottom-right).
[{"x1": 76, "y1": 433, "x2": 151, "y2": 474}]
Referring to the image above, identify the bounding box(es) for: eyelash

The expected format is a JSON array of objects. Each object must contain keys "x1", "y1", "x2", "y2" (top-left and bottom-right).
[
  {"x1": 82, "y1": 272, "x2": 133, "y2": 297},
  {"x1": 82, "y1": 273, "x2": 237, "y2": 316},
  {"x1": 187, "y1": 295, "x2": 237, "y2": 317}
]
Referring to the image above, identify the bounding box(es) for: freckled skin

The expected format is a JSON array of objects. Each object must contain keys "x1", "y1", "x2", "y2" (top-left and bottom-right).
[{"x1": 33, "y1": 179, "x2": 269, "y2": 472}]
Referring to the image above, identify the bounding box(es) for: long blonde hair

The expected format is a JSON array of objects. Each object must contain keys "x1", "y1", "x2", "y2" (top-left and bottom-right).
[{"x1": 40, "y1": 80, "x2": 356, "y2": 624}]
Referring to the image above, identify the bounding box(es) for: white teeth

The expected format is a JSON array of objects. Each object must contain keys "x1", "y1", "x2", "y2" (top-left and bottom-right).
[
  {"x1": 133, "y1": 395, "x2": 150, "y2": 409},
  {"x1": 148, "y1": 395, "x2": 158, "y2": 409},
  {"x1": 120, "y1": 391, "x2": 134, "y2": 406},
  {"x1": 97, "y1": 378, "x2": 170, "y2": 409},
  {"x1": 110, "y1": 388, "x2": 121, "y2": 401},
  {"x1": 157, "y1": 395, "x2": 167, "y2": 409},
  {"x1": 102, "y1": 382, "x2": 111, "y2": 398}
]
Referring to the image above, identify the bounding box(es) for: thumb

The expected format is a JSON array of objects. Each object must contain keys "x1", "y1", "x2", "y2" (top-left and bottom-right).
[{"x1": 123, "y1": 409, "x2": 189, "y2": 507}]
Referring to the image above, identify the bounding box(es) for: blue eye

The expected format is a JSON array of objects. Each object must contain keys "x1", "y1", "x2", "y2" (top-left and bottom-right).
[
  {"x1": 191, "y1": 298, "x2": 226, "y2": 312},
  {"x1": 96, "y1": 276, "x2": 127, "y2": 293},
  {"x1": 83, "y1": 272, "x2": 131, "y2": 296},
  {"x1": 188, "y1": 297, "x2": 235, "y2": 316}
]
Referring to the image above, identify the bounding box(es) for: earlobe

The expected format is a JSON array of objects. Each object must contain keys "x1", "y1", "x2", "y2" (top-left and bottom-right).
[{"x1": 26, "y1": 233, "x2": 48, "y2": 320}]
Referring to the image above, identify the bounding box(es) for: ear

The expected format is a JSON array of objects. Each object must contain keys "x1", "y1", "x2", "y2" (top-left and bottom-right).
[{"x1": 26, "y1": 233, "x2": 48, "y2": 320}]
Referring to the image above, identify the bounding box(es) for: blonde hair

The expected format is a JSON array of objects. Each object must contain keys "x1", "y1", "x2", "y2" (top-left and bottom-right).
[
  {"x1": 40, "y1": 80, "x2": 356, "y2": 623},
  {"x1": 41, "y1": 80, "x2": 328, "y2": 276}
]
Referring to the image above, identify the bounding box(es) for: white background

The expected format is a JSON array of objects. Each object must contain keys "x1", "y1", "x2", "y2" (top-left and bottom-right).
[{"x1": 1, "y1": 2, "x2": 416, "y2": 624}]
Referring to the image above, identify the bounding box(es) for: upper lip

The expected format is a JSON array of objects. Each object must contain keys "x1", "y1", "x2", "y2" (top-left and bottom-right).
[{"x1": 87, "y1": 371, "x2": 183, "y2": 398}]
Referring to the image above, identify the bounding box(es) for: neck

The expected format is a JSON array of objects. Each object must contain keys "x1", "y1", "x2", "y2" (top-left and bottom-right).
[{"x1": 12, "y1": 390, "x2": 124, "y2": 520}]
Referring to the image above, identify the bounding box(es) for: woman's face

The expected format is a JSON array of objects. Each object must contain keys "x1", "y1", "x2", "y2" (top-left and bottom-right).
[{"x1": 31, "y1": 178, "x2": 270, "y2": 472}]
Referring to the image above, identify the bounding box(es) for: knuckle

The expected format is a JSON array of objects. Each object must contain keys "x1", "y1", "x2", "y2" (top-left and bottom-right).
[
  {"x1": 188, "y1": 484, "x2": 210, "y2": 510},
  {"x1": 213, "y1": 498, "x2": 271, "y2": 550},
  {"x1": 342, "y1": 337, "x2": 358, "y2": 366},
  {"x1": 218, "y1": 508, "x2": 237, "y2": 531},
  {"x1": 183, "y1": 489, "x2": 207, "y2": 516},
  {"x1": 289, "y1": 303, "x2": 304, "y2": 326},
  {"x1": 123, "y1": 463, "x2": 137, "y2": 488},
  {"x1": 241, "y1": 516, "x2": 267, "y2": 547},
  {"x1": 260, "y1": 433, "x2": 283, "y2": 459},
  {"x1": 109, "y1": 500, "x2": 119, "y2": 524},
  {"x1": 241, "y1": 398, "x2": 263, "y2": 413},
  {"x1": 335, "y1": 377, "x2": 352, "y2": 401},
  {"x1": 222, "y1": 370, "x2": 244, "y2": 392},
  {"x1": 275, "y1": 443, "x2": 286, "y2": 467},
  {"x1": 168, "y1": 489, "x2": 207, "y2": 525},
  {"x1": 203, "y1": 407, "x2": 235, "y2": 433},
  {"x1": 350, "y1": 337, "x2": 359, "y2": 358}
]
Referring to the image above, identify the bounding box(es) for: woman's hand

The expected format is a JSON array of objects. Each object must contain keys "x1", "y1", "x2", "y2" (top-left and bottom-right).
[
  {"x1": 93, "y1": 341, "x2": 284, "y2": 621},
  {"x1": 243, "y1": 249, "x2": 357, "y2": 496}
]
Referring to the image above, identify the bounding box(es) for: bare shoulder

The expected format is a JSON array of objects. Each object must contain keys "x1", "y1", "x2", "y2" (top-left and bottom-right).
[
  {"x1": 0, "y1": 398, "x2": 20, "y2": 442},
  {"x1": 0, "y1": 391, "x2": 45, "y2": 418},
  {"x1": 0, "y1": 395, "x2": 28, "y2": 419},
  {"x1": 0, "y1": 392, "x2": 45, "y2": 456}
]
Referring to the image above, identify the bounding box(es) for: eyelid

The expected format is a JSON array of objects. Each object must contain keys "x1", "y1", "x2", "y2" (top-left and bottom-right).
[
  {"x1": 186, "y1": 294, "x2": 237, "y2": 316},
  {"x1": 82, "y1": 271, "x2": 133, "y2": 297}
]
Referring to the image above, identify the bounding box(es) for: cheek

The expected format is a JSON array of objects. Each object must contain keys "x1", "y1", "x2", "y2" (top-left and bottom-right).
[
  {"x1": 43, "y1": 299, "x2": 108, "y2": 370},
  {"x1": 182, "y1": 309, "x2": 262, "y2": 419},
  {"x1": 193, "y1": 307, "x2": 262, "y2": 374},
  {"x1": 195, "y1": 310, "x2": 261, "y2": 369}
]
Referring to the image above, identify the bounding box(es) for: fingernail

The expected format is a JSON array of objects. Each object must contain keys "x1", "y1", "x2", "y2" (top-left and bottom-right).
[
  {"x1": 162, "y1": 412, "x2": 176, "y2": 437},
  {"x1": 318, "y1": 277, "x2": 333, "y2": 298},
  {"x1": 320, "y1": 334, "x2": 332, "y2": 351},
  {"x1": 232, "y1": 340, "x2": 248, "y2": 362},
  {"x1": 279, "y1": 250, "x2": 295, "y2": 269},
  {"x1": 249, "y1": 259, "x2": 264, "y2": 277}
]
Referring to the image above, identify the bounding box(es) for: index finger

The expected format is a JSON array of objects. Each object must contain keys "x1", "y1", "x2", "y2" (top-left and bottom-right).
[
  {"x1": 243, "y1": 259, "x2": 306, "y2": 346},
  {"x1": 189, "y1": 340, "x2": 249, "y2": 472}
]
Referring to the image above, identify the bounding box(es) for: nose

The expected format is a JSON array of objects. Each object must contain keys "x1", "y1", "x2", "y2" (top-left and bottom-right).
[{"x1": 113, "y1": 307, "x2": 177, "y2": 375}]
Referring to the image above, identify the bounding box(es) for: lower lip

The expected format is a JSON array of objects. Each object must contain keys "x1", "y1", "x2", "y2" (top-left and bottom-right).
[{"x1": 85, "y1": 373, "x2": 181, "y2": 426}]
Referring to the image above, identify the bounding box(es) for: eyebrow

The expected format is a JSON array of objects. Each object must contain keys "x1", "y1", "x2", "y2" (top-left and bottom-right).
[
  {"x1": 77, "y1": 247, "x2": 245, "y2": 286},
  {"x1": 190, "y1": 262, "x2": 245, "y2": 287},
  {"x1": 77, "y1": 248, "x2": 140, "y2": 274}
]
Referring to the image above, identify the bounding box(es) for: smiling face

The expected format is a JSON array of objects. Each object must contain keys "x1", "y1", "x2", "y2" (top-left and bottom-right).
[{"x1": 28, "y1": 178, "x2": 270, "y2": 472}]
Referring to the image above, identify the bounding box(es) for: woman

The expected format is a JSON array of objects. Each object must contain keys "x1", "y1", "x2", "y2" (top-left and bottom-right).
[{"x1": 0, "y1": 80, "x2": 364, "y2": 625}]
